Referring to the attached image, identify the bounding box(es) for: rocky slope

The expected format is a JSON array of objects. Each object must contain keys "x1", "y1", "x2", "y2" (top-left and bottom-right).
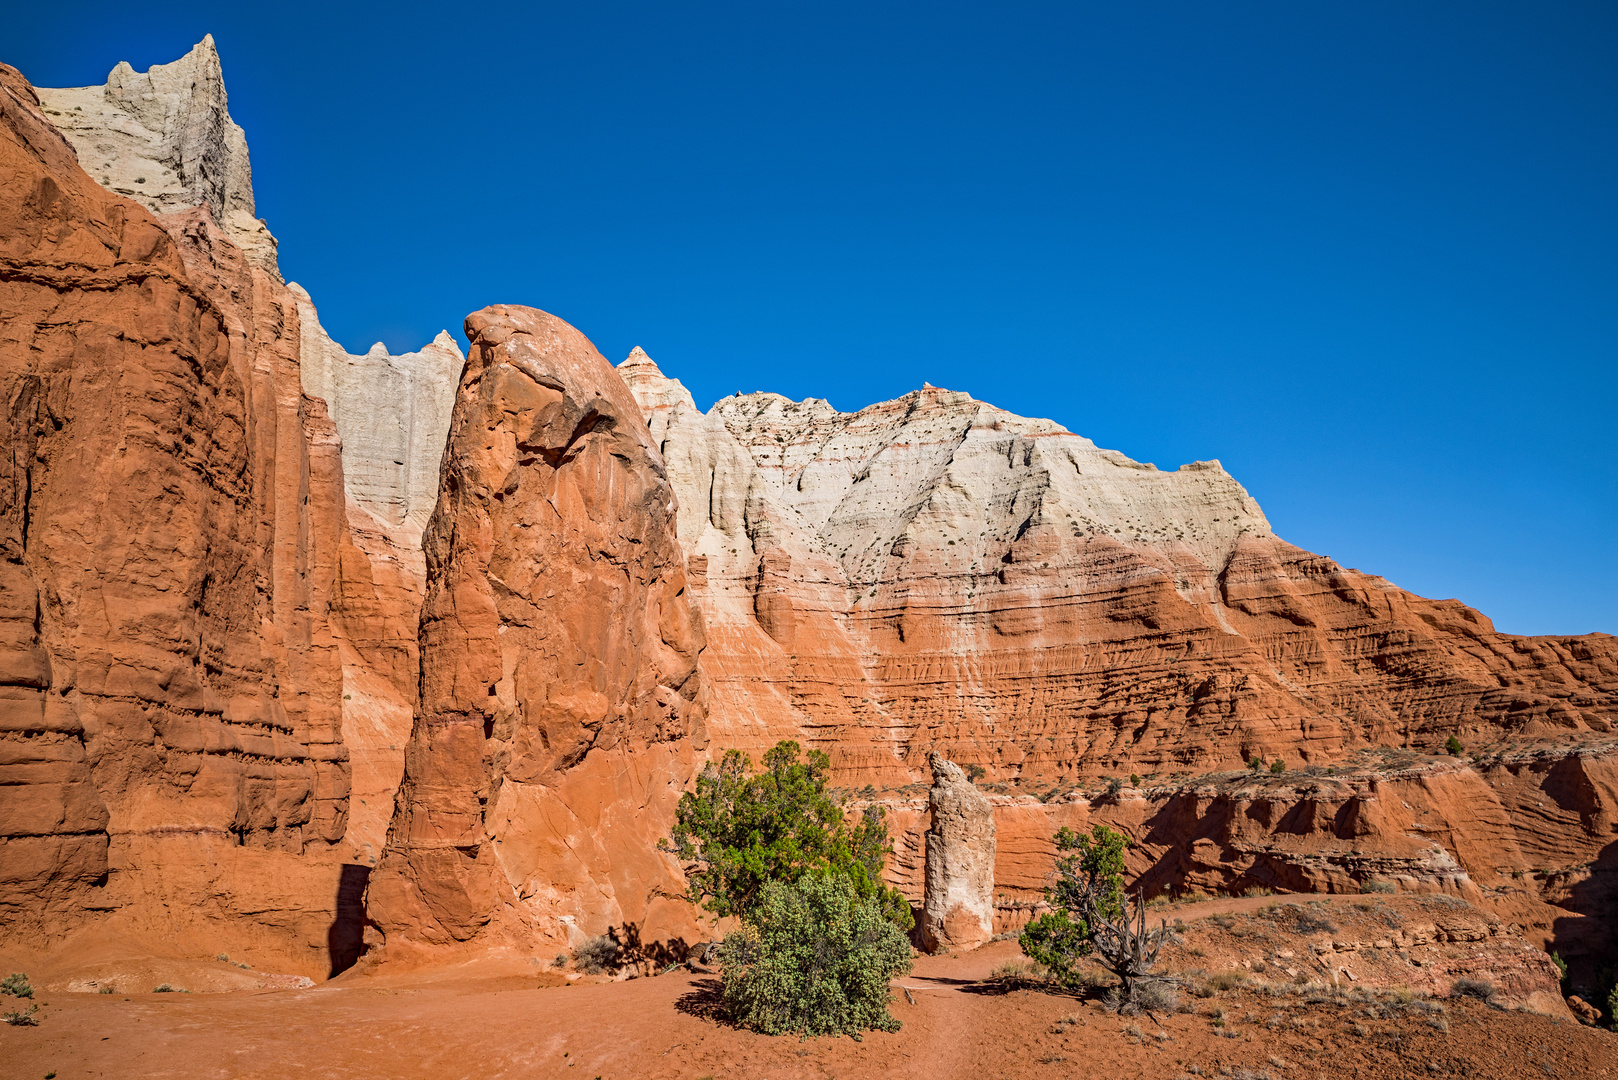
[{"x1": 618, "y1": 349, "x2": 1618, "y2": 787}]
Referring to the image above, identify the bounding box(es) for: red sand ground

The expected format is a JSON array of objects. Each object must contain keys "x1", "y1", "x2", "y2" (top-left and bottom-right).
[{"x1": 3, "y1": 935, "x2": 1614, "y2": 1080}]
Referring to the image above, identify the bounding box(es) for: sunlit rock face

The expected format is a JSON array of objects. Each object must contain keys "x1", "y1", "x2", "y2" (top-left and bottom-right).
[
  {"x1": 292, "y1": 287, "x2": 464, "y2": 535},
  {"x1": 0, "y1": 56, "x2": 432, "y2": 975},
  {"x1": 38, "y1": 38, "x2": 465, "y2": 547},
  {"x1": 37, "y1": 36, "x2": 275, "y2": 275},
  {"x1": 620, "y1": 348, "x2": 1618, "y2": 787},
  {"x1": 367, "y1": 307, "x2": 708, "y2": 963}
]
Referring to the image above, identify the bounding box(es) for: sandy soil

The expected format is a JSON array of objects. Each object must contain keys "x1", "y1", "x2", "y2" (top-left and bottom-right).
[{"x1": 2, "y1": 934, "x2": 1615, "y2": 1080}]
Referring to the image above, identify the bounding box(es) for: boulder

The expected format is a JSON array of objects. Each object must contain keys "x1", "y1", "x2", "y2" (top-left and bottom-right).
[{"x1": 1567, "y1": 995, "x2": 1602, "y2": 1026}]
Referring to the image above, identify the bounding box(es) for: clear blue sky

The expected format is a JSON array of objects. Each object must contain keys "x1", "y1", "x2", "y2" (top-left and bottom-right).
[{"x1": 10, "y1": 2, "x2": 1615, "y2": 635}]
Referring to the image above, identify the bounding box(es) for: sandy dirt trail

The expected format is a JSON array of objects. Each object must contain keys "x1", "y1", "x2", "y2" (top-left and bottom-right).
[{"x1": 3, "y1": 931, "x2": 1614, "y2": 1080}]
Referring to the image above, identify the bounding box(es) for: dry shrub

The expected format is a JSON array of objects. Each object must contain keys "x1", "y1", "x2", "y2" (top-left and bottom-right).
[
  {"x1": 1450, "y1": 977, "x2": 1498, "y2": 1003},
  {"x1": 990, "y1": 959, "x2": 1049, "y2": 988},
  {"x1": 573, "y1": 935, "x2": 621, "y2": 975}
]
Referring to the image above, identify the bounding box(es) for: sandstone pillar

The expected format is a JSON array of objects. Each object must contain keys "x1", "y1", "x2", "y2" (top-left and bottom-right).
[
  {"x1": 919, "y1": 752, "x2": 996, "y2": 952},
  {"x1": 366, "y1": 305, "x2": 708, "y2": 962}
]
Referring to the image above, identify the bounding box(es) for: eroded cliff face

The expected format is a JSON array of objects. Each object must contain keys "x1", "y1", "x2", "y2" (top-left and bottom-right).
[
  {"x1": 867, "y1": 743, "x2": 1618, "y2": 978},
  {"x1": 31, "y1": 39, "x2": 465, "y2": 872},
  {"x1": 618, "y1": 350, "x2": 1618, "y2": 787},
  {"x1": 1, "y1": 63, "x2": 327, "y2": 970},
  {"x1": 366, "y1": 307, "x2": 707, "y2": 965},
  {"x1": 294, "y1": 288, "x2": 464, "y2": 536},
  {"x1": 0, "y1": 47, "x2": 434, "y2": 973}
]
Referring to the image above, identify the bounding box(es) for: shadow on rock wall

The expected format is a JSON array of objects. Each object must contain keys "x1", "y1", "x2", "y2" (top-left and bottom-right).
[
  {"x1": 328, "y1": 864, "x2": 371, "y2": 978},
  {"x1": 1550, "y1": 839, "x2": 1618, "y2": 1005}
]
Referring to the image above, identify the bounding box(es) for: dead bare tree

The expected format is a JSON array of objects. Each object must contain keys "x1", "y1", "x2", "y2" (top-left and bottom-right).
[
  {"x1": 1085, "y1": 891, "x2": 1176, "y2": 1012},
  {"x1": 1020, "y1": 824, "x2": 1178, "y2": 1014}
]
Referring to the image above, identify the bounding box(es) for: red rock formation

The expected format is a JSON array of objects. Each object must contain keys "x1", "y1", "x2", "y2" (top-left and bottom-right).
[
  {"x1": 5, "y1": 33, "x2": 1614, "y2": 986},
  {"x1": 366, "y1": 306, "x2": 707, "y2": 965},
  {"x1": 868, "y1": 743, "x2": 1618, "y2": 970},
  {"x1": 617, "y1": 352, "x2": 1618, "y2": 789},
  {"x1": 0, "y1": 61, "x2": 417, "y2": 975}
]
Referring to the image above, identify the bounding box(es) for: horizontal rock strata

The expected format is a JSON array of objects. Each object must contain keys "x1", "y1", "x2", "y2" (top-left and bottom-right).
[
  {"x1": 4, "y1": 35, "x2": 1616, "y2": 986},
  {"x1": 618, "y1": 350, "x2": 1618, "y2": 787}
]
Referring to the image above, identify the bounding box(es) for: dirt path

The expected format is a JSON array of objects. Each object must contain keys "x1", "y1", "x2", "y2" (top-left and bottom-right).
[{"x1": 3, "y1": 937, "x2": 1613, "y2": 1080}]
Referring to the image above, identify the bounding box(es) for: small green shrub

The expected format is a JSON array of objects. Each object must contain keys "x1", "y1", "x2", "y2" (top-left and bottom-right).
[
  {"x1": 718, "y1": 873, "x2": 912, "y2": 1037},
  {"x1": 1550, "y1": 951, "x2": 1568, "y2": 992},
  {"x1": 1361, "y1": 879, "x2": 1396, "y2": 895},
  {"x1": 98, "y1": 986, "x2": 115, "y2": 994},
  {"x1": 1608, "y1": 982, "x2": 1617, "y2": 1033},
  {"x1": 1248, "y1": 757, "x2": 1264, "y2": 772},
  {"x1": 0, "y1": 973, "x2": 33, "y2": 999},
  {"x1": 572, "y1": 935, "x2": 620, "y2": 975},
  {"x1": 1269, "y1": 759, "x2": 1285, "y2": 774},
  {"x1": 1019, "y1": 825, "x2": 1127, "y2": 986},
  {"x1": 965, "y1": 764, "x2": 986, "y2": 783},
  {"x1": 1129, "y1": 773, "x2": 1141, "y2": 787},
  {"x1": 1444, "y1": 735, "x2": 1464, "y2": 756}
]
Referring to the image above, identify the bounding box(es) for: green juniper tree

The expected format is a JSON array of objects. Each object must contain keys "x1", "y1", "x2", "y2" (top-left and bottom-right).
[
  {"x1": 662, "y1": 740, "x2": 912, "y2": 929},
  {"x1": 662, "y1": 741, "x2": 914, "y2": 1036},
  {"x1": 718, "y1": 873, "x2": 912, "y2": 1037},
  {"x1": 1018, "y1": 824, "x2": 1128, "y2": 986}
]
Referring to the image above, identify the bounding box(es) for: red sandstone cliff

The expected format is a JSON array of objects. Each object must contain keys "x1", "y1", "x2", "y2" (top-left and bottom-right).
[
  {"x1": 0, "y1": 58, "x2": 417, "y2": 976},
  {"x1": 365, "y1": 306, "x2": 708, "y2": 966},
  {"x1": 3, "y1": 37, "x2": 1616, "y2": 993}
]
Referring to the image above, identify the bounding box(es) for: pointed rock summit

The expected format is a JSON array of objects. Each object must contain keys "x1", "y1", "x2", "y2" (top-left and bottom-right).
[
  {"x1": 617, "y1": 346, "x2": 698, "y2": 445},
  {"x1": 38, "y1": 36, "x2": 274, "y2": 272}
]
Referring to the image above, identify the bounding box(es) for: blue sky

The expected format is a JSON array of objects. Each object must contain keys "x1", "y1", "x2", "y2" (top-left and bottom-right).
[{"x1": 10, "y1": 2, "x2": 1615, "y2": 635}]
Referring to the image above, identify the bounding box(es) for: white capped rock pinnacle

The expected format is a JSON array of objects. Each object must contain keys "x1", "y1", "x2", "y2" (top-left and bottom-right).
[{"x1": 37, "y1": 36, "x2": 277, "y2": 274}]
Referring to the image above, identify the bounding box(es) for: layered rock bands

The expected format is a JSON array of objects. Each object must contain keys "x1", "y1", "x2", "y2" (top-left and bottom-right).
[{"x1": 617, "y1": 350, "x2": 1618, "y2": 785}]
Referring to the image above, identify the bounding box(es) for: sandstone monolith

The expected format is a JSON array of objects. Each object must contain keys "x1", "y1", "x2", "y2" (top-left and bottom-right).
[
  {"x1": 366, "y1": 305, "x2": 707, "y2": 965},
  {"x1": 919, "y1": 753, "x2": 996, "y2": 953}
]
